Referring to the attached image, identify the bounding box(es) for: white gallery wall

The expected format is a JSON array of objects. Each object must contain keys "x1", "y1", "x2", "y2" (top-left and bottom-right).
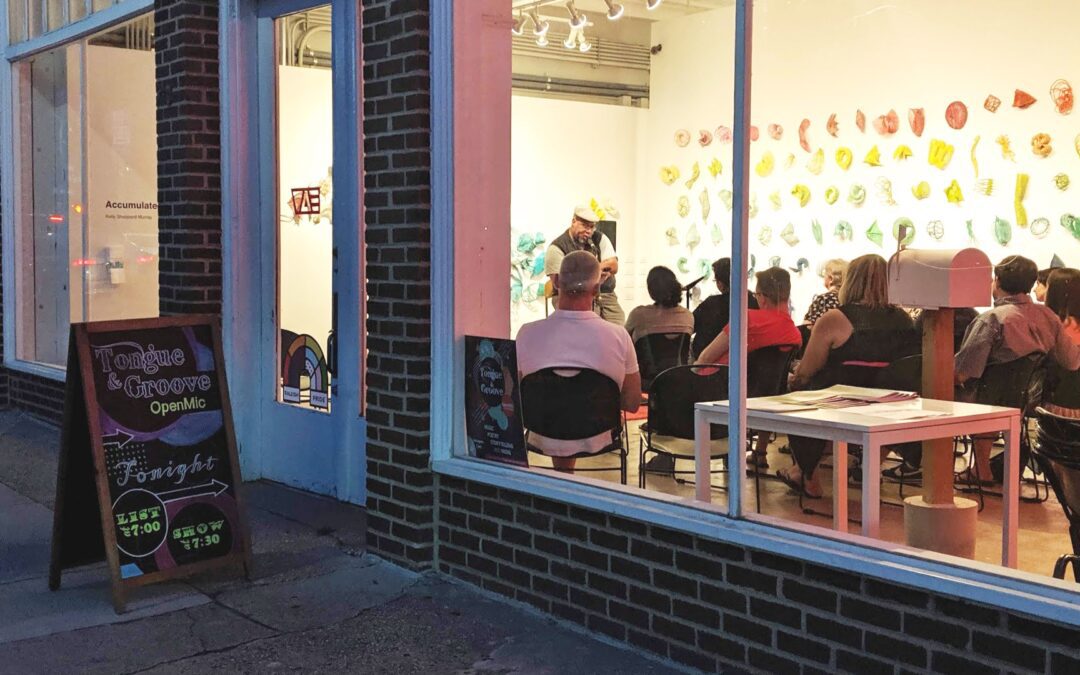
[
  {"x1": 510, "y1": 94, "x2": 645, "y2": 336},
  {"x1": 85, "y1": 44, "x2": 159, "y2": 322},
  {"x1": 513, "y1": 0, "x2": 1080, "y2": 326},
  {"x1": 644, "y1": 0, "x2": 1080, "y2": 317},
  {"x1": 278, "y1": 65, "x2": 334, "y2": 354}
]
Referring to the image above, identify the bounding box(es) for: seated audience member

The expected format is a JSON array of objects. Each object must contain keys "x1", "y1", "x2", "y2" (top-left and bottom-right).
[
  {"x1": 954, "y1": 256, "x2": 1080, "y2": 484},
  {"x1": 913, "y1": 307, "x2": 979, "y2": 353},
  {"x1": 803, "y1": 258, "x2": 847, "y2": 327},
  {"x1": 692, "y1": 257, "x2": 758, "y2": 358},
  {"x1": 777, "y1": 254, "x2": 920, "y2": 497},
  {"x1": 624, "y1": 266, "x2": 694, "y2": 343},
  {"x1": 516, "y1": 251, "x2": 641, "y2": 472},
  {"x1": 696, "y1": 267, "x2": 801, "y2": 468},
  {"x1": 1039, "y1": 267, "x2": 1080, "y2": 418},
  {"x1": 695, "y1": 267, "x2": 802, "y2": 366},
  {"x1": 1034, "y1": 268, "x2": 1053, "y2": 303}
]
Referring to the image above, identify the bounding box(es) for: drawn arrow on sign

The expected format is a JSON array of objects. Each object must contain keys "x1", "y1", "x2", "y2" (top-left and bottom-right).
[
  {"x1": 102, "y1": 429, "x2": 134, "y2": 450},
  {"x1": 157, "y1": 479, "x2": 229, "y2": 503}
]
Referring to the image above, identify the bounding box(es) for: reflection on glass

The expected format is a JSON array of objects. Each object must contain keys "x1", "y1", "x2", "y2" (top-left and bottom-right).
[
  {"x1": 13, "y1": 15, "x2": 158, "y2": 367},
  {"x1": 275, "y1": 6, "x2": 333, "y2": 411}
]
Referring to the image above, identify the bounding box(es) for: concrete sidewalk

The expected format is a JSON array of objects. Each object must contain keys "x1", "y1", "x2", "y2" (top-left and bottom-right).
[{"x1": 0, "y1": 411, "x2": 689, "y2": 674}]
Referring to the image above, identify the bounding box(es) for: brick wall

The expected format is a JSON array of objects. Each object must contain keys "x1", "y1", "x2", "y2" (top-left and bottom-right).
[
  {"x1": 155, "y1": 0, "x2": 222, "y2": 316},
  {"x1": 361, "y1": 0, "x2": 435, "y2": 569},
  {"x1": 437, "y1": 476, "x2": 1080, "y2": 674}
]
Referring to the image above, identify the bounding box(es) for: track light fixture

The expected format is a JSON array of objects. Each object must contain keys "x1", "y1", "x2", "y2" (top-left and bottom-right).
[
  {"x1": 563, "y1": 26, "x2": 579, "y2": 49},
  {"x1": 647, "y1": 0, "x2": 663, "y2": 10},
  {"x1": 578, "y1": 37, "x2": 592, "y2": 52},
  {"x1": 565, "y1": 1, "x2": 587, "y2": 29},
  {"x1": 511, "y1": 10, "x2": 525, "y2": 36},
  {"x1": 602, "y1": 0, "x2": 624, "y2": 20},
  {"x1": 528, "y1": 7, "x2": 549, "y2": 36},
  {"x1": 535, "y1": 32, "x2": 549, "y2": 47}
]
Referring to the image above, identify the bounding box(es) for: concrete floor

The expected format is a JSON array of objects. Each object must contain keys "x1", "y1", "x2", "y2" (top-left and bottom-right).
[{"x1": 532, "y1": 420, "x2": 1076, "y2": 581}]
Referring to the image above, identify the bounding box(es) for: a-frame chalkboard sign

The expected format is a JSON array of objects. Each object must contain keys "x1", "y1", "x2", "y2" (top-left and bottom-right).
[{"x1": 49, "y1": 315, "x2": 251, "y2": 612}]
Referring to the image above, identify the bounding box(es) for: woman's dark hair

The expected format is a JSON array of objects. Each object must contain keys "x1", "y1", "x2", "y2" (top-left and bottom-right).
[
  {"x1": 647, "y1": 266, "x2": 683, "y2": 308},
  {"x1": 1046, "y1": 268, "x2": 1080, "y2": 323},
  {"x1": 1037, "y1": 268, "x2": 1053, "y2": 286}
]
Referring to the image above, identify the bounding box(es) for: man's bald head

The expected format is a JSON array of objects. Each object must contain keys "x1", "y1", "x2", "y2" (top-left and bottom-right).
[{"x1": 557, "y1": 250, "x2": 601, "y2": 296}]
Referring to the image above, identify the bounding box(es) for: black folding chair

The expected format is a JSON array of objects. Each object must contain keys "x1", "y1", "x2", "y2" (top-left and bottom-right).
[
  {"x1": 1031, "y1": 407, "x2": 1080, "y2": 581},
  {"x1": 960, "y1": 354, "x2": 1047, "y2": 508},
  {"x1": 873, "y1": 354, "x2": 924, "y2": 500},
  {"x1": 634, "y1": 332, "x2": 691, "y2": 391},
  {"x1": 521, "y1": 367, "x2": 628, "y2": 484},
  {"x1": 638, "y1": 364, "x2": 728, "y2": 491}
]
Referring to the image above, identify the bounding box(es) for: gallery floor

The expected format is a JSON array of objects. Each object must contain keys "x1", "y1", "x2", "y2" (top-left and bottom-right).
[{"x1": 528, "y1": 421, "x2": 1076, "y2": 583}]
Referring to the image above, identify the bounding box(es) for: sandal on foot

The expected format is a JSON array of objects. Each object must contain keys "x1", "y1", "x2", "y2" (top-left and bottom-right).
[
  {"x1": 776, "y1": 468, "x2": 822, "y2": 499},
  {"x1": 746, "y1": 452, "x2": 769, "y2": 469}
]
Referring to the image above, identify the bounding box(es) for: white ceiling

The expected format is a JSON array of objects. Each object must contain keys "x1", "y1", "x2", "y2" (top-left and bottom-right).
[{"x1": 511, "y1": 0, "x2": 730, "y2": 23}]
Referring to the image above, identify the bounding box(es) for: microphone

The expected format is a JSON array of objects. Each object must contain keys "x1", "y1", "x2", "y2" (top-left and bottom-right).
[{"x1": 682, "y1": 275, "x2": 707, "y2": 309}]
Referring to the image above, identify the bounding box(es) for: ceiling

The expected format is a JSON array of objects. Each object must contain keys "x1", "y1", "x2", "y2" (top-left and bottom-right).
[{"x1": 511, "y1": 0, "x2": 731, "y2": 23}]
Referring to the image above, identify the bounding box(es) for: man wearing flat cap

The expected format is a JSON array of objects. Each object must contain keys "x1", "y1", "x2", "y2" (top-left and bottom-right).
[{"x1": 544, "y1": 205, "x2": 625, "y2": 325}]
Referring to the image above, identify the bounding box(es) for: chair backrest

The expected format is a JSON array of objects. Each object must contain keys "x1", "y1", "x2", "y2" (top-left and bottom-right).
[
  {"x1": 976, "y1": 353, "x2": 1046, "y2": 412},
  {"x1": 745, "y1": 345, "x2": 797, "y2": 398},
  {"x1": 1043, "y1": 363, "x2": 1080, "y2": 410},
  {"x1": 873, "y1": 354, "x2": 923, "y2": 394},
  {"x1": 647, "y1": 364, "x2": 728, "y2": 440},
  {"x1": 1033, "y1": 408, "x2": 1080, "y2": 545},
  {"x1": 520, "y1": 367, "x2": 621, "y2": 441},
  {"x1": 635, "y1": 332, "x2": 691, "y2": 387}
]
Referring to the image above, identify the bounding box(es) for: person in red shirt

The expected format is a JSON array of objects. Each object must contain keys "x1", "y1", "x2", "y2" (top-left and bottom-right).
[
  {"x1": 695, "y1": 266, "x2": 802, "y2": 366},
  {"x1": 695, "y1": 266, "x2": 801, "y2": 469}
]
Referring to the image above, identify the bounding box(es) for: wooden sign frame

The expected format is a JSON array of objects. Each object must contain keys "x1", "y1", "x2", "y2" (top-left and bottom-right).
[{"x1": 49, "y1": 315, "x2": 251, "y2": 613}]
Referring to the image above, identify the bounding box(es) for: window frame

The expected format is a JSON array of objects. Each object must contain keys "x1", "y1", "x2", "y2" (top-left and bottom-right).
[
  {"x1": 429, "y1": 0, "x2": 1080, "y2": 628},
  {"x1": 0, "y1": 0, "x2": 153, "y2": 380}
]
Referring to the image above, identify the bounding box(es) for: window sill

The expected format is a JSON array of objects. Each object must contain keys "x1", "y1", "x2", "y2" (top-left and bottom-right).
[
  {"x1": 3, "y1": 358, "x2": 66, "y2": 382},
  {"x1": 432, "y1": 455, "x2": 1080, "y2": 628}
]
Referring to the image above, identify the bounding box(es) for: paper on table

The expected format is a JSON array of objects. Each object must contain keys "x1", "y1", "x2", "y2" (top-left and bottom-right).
[
  {"x1": 841, "y1": 402, "x2": 951, "y2": 420},
  {"x1": 747, "y1": 400, "x2": 819, "y2": 413}
]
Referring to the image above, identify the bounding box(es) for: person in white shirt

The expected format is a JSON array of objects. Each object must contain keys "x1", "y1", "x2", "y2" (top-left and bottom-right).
[{"x1": 517, "y1": 251, "x2": 641, "y2": 471}]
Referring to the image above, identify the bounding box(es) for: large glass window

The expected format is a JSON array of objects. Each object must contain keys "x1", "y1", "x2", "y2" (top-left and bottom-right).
[
  {"x1": 447, "y1": 0, "x2": 1080, "y2": 594},
  {"x1": 12, "y1": 14, "x2": 157, "y2": 367}
]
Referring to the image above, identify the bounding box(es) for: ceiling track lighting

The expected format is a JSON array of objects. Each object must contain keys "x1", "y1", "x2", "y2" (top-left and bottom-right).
[
  {"x1": 602, "y1": 0, "x2": 624, "y2": 20},
  {"x1": 647, "y1": 0, "x2": 663, "y2": 10},
  {"x1": 511, "y1": 10, "x2": 525, "y2": 36},
  {"x1": 562, "y1": 26, "x2": 580, "y2": 49},
  {"x1": 535, "y1": 33, "x2": 549, "y2": 47},
  {"x1": 565, "y1": 1, "x2": 587, "y2": 29},
  {"x1": 528, "y1": 7, "x2": 549, "y2": 37}
]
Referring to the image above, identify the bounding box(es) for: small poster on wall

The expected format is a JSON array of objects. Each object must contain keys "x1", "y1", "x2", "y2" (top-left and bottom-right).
[{"x1": 464, "y1": 336, "x2": 528, "y2": 467}]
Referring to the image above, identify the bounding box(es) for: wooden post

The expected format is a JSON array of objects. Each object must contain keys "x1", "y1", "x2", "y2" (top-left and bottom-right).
[{"x1": 921, "y1": 308, "x2": 955, "y2": 505}]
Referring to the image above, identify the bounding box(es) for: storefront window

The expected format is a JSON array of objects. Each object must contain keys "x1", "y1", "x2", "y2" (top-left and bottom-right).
[
  {"x1": 11, "y1": 14, "x2": 157, "y2": 367},
  {"x1": 447, "y1": 0, "x2": 1080, "y2": 592}
]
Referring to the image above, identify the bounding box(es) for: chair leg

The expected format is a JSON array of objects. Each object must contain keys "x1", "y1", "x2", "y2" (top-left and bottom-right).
[
  {"x1": 638, "y1": 436, "x2": 646, "y2": 490},
  {"x1": 1053, "y1": 554, "x2": 1080, "y2": 581}
]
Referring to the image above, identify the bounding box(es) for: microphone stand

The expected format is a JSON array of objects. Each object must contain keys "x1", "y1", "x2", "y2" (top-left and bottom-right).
[{"x1": 682, "y1": 275, "x2": 706, "y2": 309}]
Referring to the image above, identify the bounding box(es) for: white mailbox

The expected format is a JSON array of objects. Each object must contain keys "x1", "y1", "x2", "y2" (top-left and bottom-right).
[{"x1": 887, "y1": 248, "x2": 992, "y2": 310}]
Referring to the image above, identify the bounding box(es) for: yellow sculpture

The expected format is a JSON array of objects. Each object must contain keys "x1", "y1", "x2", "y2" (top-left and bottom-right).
[
  {"x1": 945, "y1": 179, "x2": 963, "y2": 204},
  {"x1": 911, "y1": 181, "x2": 930, "y2": 200},
  {"x1": 708, "y1": 157, "x2": 723, "y2": 178},
  {"x1": 791, "y1": 184, "x2": 811, "y2": 207},
  {"x1": 1015, "y1": 173, "x2": 1029, "y2": 227},
  {"x1": 928, "y1": 140, "x2": 954, "y2": 170},
  {"x1": 755, "y1": 152, "x2": 775, "y2": 178},
  {"x1": 807, "y1": 148, "x2": 824, "y2": 175},
  {"x1": 893, "y1": 145, "x2": 913, "y2": 161},
  {"x1": 864, "y1": 145, "x2": 882, "y2": 167},
  {"x1": 659, "y1": 165, "x2": 680, "y2": 185},
  {"x1": 835, "y1": 147, "x2": 852, "y2": 171}
]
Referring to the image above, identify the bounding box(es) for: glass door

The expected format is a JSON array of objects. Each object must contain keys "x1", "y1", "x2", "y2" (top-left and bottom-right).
[{"x1": 249, "y1": 0, "x2": 364, "y2": 501}]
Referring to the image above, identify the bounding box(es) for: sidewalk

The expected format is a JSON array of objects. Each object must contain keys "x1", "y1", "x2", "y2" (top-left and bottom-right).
[{"x1": 0, "y1": 411, "x2": 688, "y2": 674}]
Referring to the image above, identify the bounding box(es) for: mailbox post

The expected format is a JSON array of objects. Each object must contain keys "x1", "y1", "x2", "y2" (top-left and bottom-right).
[{"x1": 888, "y1": 248, "x2": 992, "y2": 557}]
